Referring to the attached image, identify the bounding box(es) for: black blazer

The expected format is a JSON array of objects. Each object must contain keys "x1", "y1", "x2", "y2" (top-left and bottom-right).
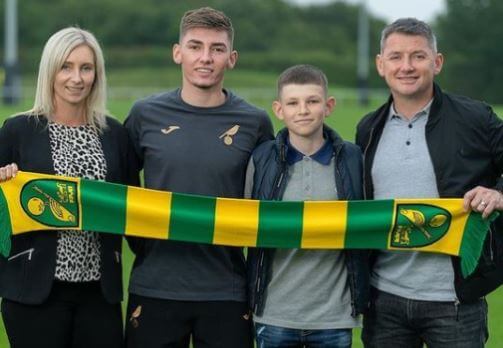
[{"x1": 0, "y1": 115, "x2": 139, "y2": 304}]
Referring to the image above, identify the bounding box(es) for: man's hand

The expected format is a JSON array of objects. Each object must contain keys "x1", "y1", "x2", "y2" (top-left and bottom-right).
[{"x1": 463, "y1": 186, "x2": 503, "y2": 219}]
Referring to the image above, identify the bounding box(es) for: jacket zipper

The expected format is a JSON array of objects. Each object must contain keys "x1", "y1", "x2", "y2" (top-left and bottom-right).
[
  {"x1": 362, "y1": 127, "x2": 375, "y2": 200},
  {"x1": 334, "y1": 146, "x2": 345, "y2": 198},
  {"x1": 271, "y1": 143, "x2": 287, "y2": 199},
  {"x1": 115, "y1": 251, "x2": 121, "y2": 263},
  {"x1": 254, "y1": 251, "x2": 265, "y2": 313},
  {"x1": 8, "y1": 248, "x2": 34, "y2": 261},
  {"x1": 488, "y1": 226, "x2": 494, "y2": 261},
  {"x1": 348, "y1": 258, "x2": 357, "y2": 316}
]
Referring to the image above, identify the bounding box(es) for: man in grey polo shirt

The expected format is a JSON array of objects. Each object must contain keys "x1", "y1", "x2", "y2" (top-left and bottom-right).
[
  {"x1": 123, "y1": 7, "x2": 273, "y2": 348},
  {"x1": 356, "y1": 18, "x2": 503, "y2": 347}
]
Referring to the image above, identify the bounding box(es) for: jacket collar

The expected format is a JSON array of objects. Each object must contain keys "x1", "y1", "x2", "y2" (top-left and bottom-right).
[
  {"x1": 274, "y1": 124, "x2": 345, "y2": 163},
  {"x1": 285, "y1": 137, "x2": 333, "y2": 165},
  {"x1": 372, "y1": 83, "x2": 444, "y2": 129}
]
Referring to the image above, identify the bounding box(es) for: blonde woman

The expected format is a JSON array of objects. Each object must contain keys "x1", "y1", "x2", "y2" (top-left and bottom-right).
[{"x1": 0, "y1": 27, "x2": 138, "y2": 348}]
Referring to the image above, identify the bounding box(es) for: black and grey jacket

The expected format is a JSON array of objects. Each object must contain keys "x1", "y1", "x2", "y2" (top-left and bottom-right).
[{"x1": 355, "y1": 83, "x2": 503, "y2": 302}]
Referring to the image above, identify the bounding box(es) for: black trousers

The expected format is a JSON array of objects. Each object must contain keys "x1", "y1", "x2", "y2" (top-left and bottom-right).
[
  {"x1": 1, "y1": 281, "x2": 123, "y2": 348},
  {"x1": 125, "y1": 294, "x2": 253, "y2": 348}
]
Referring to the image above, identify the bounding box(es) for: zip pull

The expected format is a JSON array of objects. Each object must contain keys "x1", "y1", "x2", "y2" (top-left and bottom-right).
[
  {"x1": 270, "y1": 171, "x2": 285, "y2": 199},
  {"x1": 488, "y1": 226, "x2": 494, "y2": 261},
  {"x1": 8, "y1": 248, "x2": 35, "y2": 261},
  {"x1": 255, "y1": 252, "x2": 265, "y2": 292},
  {"x1": 115, "y1": 251, "x2": 121, "y2": 263},
  {"x1": 454, "y1": 299, "x2": 460, "y2": 321},
  {"x1": 276, "y1": 172, "x2": 284, "y2": 188}
]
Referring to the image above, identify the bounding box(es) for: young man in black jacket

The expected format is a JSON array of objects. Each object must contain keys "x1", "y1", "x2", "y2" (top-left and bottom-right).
[{"x1": 355, "y1": 18, "x2": 503, "y2": 347}]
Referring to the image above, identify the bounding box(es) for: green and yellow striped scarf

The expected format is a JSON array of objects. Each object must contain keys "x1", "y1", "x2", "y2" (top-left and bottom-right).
[{"x1": 0, "y1": 171, "x2": 496, "y2": 277}]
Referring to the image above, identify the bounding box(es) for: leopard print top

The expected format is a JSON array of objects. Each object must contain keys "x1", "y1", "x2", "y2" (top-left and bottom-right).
[{"x1": 49, "y1": 122, "x2": 107, "y2": 282}]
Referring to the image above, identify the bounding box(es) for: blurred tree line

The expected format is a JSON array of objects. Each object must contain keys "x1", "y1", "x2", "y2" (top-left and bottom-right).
[
  {"x1": 1, "y1": 0, "x2": 502, "y2": 103},
  {"x1": 436, "y1": 0, "x2": 503, "y2": 104},
  {"x1": 0, "y1": 0, "x2": 386, "y2": 88}
]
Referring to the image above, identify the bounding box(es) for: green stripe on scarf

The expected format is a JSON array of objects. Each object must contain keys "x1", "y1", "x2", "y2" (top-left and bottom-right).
[
  {"x1": 258, "y1": 201, "x2": 304, "y2": 248},
  {"x1": 345, "y1": 200, "x2": 394, "y2": 249},
  {"x1": 170, "y1": 193, "x2": 216, "y2": 244},
  {"x1": 81, "y1": 179, "x2": 127, "y2": 234},
  {"x1": 0, "y1": 188, "x2": 12, "y2": 256}
]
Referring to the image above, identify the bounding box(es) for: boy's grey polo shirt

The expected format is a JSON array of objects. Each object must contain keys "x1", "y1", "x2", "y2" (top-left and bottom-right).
[
  {"x1": 254, "y1": 139, "x2": 361, "y2": 330},
  {"x1": 371, "y1": 101, "x2": 456, "y2": 301}
]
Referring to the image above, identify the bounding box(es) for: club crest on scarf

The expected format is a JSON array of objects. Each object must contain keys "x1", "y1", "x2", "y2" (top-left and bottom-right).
[
  {"x1": 20, "y1": 179, "x2": 79, "y2": 228},
  {"x1": 391, "y1": 204, "x2": 451, "y2": 248}
]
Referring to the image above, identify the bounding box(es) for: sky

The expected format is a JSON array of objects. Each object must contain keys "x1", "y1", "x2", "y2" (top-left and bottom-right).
[{"x1": 289, "y1": 0, "x2": 446, "y2": 23}]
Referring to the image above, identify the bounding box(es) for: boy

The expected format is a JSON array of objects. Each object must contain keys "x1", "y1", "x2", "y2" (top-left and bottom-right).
[{"x1": 246, "y1": 64, "x2": 369, "y2": 348}]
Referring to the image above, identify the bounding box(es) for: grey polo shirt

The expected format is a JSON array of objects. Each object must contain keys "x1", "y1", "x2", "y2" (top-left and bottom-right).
[
  {"x1": 371, "y1": 101, "x2": 456, "y2": 301},
  {"x1": 254, "y1": 140, "x2": 361, "y2": 329}
]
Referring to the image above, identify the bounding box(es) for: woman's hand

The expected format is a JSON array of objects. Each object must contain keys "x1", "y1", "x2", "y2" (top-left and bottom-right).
[{"x1": 0, "y1": 163, "x2": 18, "y2": 182}]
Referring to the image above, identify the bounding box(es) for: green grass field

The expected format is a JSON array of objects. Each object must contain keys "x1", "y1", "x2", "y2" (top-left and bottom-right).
[{"x1": 0, "y1": 74, "x2": 502, "y2": 346}]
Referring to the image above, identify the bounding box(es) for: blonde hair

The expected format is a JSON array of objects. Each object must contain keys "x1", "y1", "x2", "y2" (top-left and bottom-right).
[{"x1": 27, "y1": 27, "x2": 108, "y2": 130}]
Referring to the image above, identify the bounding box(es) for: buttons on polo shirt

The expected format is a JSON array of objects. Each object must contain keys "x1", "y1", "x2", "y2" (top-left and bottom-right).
[{"x1": 302, "y1": 157, "x2": 312, "y2": 194}]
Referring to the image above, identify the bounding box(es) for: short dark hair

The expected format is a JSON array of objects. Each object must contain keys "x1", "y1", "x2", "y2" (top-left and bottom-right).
[
  {"x1": 277, "y1": 64, "x2": 328, "y2": 99},
  {"x1": 380, "y1": 18, "x2": 437, "y2": 53},
  {"x1": 179, "y1": 7, "x2": 234, "y2": 47}
]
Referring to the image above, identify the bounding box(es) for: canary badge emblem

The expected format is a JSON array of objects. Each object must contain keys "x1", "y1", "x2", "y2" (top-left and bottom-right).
[
  {"x1": 20, "y1": 179, "x2": 79, "y2": 228},
  {"x1": 390, "y1": 204, "x2": 451, "y2": 248}
]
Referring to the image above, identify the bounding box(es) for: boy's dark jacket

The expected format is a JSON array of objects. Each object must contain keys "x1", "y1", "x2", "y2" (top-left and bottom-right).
[
  {"x1": 355, "y1": 83, "x2": 503, "y2": 302},
  {"x1": 247, "y1": 125, "x2": 370, "y2": 316}
]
